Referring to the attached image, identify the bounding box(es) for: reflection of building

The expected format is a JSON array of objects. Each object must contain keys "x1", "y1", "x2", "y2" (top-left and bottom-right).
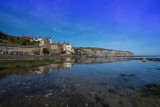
[
  {"x1": 34, "y1": 65, "x2": 51, "y2": 75},
  {"x1": 65, "y1": 63, "x2": 72, "y2": 69},
  {"x1": 50, "y1": 63, "x2": 73, "y2": 71},
  {"x1": 62, "y1": 63, "x2": 72, "y2": 70},
  {"x1": 50, "y1": 64, "x2": 61, "y2": 71}
]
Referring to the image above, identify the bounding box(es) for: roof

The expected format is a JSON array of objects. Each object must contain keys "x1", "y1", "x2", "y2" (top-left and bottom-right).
[{"x1": 22, "y1": 35, "x2": 33, "y2": 39}]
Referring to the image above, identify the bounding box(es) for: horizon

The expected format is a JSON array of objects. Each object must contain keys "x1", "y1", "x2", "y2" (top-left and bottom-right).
[{"x1": 0, "y1": 0, "x2": 160, "y2": 56}]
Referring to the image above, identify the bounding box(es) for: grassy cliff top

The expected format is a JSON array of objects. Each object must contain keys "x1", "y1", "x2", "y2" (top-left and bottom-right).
[
  {"x1": 77, "y1": 47, "x2": 131, "y2": 53},
  {"x1": 0, "y1": 31, "x2": 39, "y2": 46}
]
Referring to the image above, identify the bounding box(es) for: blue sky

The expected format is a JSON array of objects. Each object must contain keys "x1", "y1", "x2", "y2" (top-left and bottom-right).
[{"x1": 0, "y1": 0, "x2": 160, "y2": 55}]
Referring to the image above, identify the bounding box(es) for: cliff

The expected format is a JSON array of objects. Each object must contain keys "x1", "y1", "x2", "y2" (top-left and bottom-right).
[{"x1": 77, "y1": 47, "x2": 134, "y2": 57}]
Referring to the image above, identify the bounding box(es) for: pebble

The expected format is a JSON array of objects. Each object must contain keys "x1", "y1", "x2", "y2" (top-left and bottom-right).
[
  {"x1": 45, "y1": 93, "x2": 52, "y2": 97},
  {"x1": 16, "y1": 82, "x2": 20, "y2": 84},
  {"x1": 45, "y1": 104, "x2": 49, "y2": 106},
  {"x1": 76, "y1": 84, "x2": 80, "y2": 86},
  {"x1": 85, "y1": 104, "x2": 88, "y2": 106},
  {"x1": 1, "y1": 90, "x2": 5, "y2": 93}
]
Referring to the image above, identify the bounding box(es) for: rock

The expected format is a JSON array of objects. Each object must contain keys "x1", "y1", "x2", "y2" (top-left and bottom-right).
[
  {"x1": 156, "y1": 68, "x2": 160, "y2": 70},
  {"x1": 85, "y1": 104, "x2": 88, "y2": 106},
  {"x1": 77, "y1": 47, "x2": 134, "y2": 57},
  {"x1": 119, "y1": 74, "x2": 136, "y2": 77},
  {"x1": 44, "y1": 93, "x2": 52, "y2": 97},
  {"x1": 1, "y1": 90, "x2": 5, "y2": 93},
  {"x1": 145, "y1": 83, "x2": 160, "y2": 95},
  {"x1": 45, "y1": 104, "x2": 49, "y2": 106},
  {"x1": 142, "y1": 58, "x2": 147, "y2": 62}
]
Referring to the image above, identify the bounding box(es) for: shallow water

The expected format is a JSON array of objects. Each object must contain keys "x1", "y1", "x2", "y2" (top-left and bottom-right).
[{"x1": 0, "y1": 58, "x2": 160, "y2": 107}]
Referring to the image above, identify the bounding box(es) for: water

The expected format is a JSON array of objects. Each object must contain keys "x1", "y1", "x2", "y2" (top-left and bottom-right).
[{"x1": 0, "y1": 58, "x2": 160, "y2": 107}]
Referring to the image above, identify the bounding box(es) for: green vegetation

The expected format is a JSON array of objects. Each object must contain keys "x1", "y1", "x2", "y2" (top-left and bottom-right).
[
  {"x1": 0, "y1": 60, "x2": 64, "y2": 69},
  {"x1": 112, "y1": 94, "x2": 120, "y2": 101},
  {"x1": 134, "y1": 90, "x2": 160, "y2": 107},
  {"x1": 77, "y1": 47, "x2": 132, "y2": 53},
  {"x1": 77, "y1": 48, "x2": 87, "y2": 53},
  {"x1": 0, "y1": 31, "x2": 39, "y2": 45}
]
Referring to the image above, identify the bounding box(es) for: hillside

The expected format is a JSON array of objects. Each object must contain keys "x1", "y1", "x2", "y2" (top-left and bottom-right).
[
  {"x1": 0, "y1": 31, "x2": 38, "y2": 45},
  {"x1": 77, "y1": 47, "x2": 134, "y2": 57}
]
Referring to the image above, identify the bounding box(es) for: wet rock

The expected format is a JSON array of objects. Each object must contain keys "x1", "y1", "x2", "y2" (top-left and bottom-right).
[
  {"x1": 85, "y1": 104, "x2": 88, "y2": 106},
  {"x1": 108, "y1": 89, "x2": 117, "y2": 94},
  {"x1": 112, "y1": 94, "x2": 120, "y2": 101},
  {"x1": 95, "y1": 96, "x2": 104, "y2": 103},
  {"x1": 25, "y1": 96, "x2": 28, "y2": 98},
  {"x1": 145, "y1": 83, "x2": 160, "y2": 95},
  {"x1": 44, "y1": 93, "x2": 52, "y2": 97},
  {"x1": 119, "y1": 74, "x2": 136, "y2": 77},
  {"x1": 156, "y1": 68, "x2": 160, "y2": 70},
  {"x1": 102, "y1": 103, "x2": 110, "y2": 107},
  {"x1": 26, "y1": 87, "x2": 30, "y2": 88},
  {"x1": 1, "y1": 90, "x2": 5, "y2": 93},
  {"x1": 45, "y1": 104, "x2": 49, "y2": 106},
  {"x1": 76, "y1": 84, "x2": 80, "y2": 86},
  {"x1": 142, "y1": 58, "x2": 147, "y2": 62}
]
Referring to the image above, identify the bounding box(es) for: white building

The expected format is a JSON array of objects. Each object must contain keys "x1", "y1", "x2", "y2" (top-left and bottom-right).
[
  {"x1": 66, "y1": 43, "x2": 73, "y2": 51},
  {"x1": 35, "y1": 36, "x2": 42, "y2": 42},
  {"x1": 49, "y1": 37, "x2": 52, "y2": 44}
]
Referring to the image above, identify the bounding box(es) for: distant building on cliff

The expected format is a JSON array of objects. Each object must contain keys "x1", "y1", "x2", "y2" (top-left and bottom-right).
[
  {"x1": 39, "y1": 37, "x2": 50, "y2": 48},
  {"x1": 51, "y1": 41, "x2": 60, "y2": 48},
  {"x1": 66, "y1": 43, "x2": 73, "y2": 51},
  {"x1": 22, "y1": 34, "x2": 34, "y2": 41},
  {"x1": 62, "y1": 41, "x2": 66, "y2": 51},
  {"x1": 49, "y1": 37, "x2": 52, "y2": 44},
  {"x1": 35, "y1": 36, "x2": 42, "y2": 42}
]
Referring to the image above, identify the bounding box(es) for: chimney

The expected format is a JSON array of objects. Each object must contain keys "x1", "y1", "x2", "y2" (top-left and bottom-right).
[
  {"x1": 39, "y1": 36, "x2": 41, "y2": 38},
  {"x1": 49, "y1": 37, "x2": 51, "y2": 39}
]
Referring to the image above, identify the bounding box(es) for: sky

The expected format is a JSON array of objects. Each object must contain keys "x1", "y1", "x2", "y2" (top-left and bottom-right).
[{"x1": 0, "y1": 0, "x2": 160, "y2": 56}]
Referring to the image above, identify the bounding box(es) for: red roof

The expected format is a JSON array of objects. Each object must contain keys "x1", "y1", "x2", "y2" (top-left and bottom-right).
[{"x1": 22, "y1": 35, "x2": 33, "y2": 39}]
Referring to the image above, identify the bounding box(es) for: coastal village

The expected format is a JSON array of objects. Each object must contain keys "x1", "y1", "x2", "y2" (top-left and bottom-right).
[
  {"x1": 21, "y1": 34, "x2": 75, "y2": 55},
  {"x1": 0, "y1": 32, "x2": 134, "y2": 57}
]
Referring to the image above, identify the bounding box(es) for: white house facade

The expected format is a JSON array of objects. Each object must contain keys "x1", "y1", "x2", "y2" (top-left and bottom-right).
[{"x1": 66, "y1": 43, "x2": 73, "y2": 51}]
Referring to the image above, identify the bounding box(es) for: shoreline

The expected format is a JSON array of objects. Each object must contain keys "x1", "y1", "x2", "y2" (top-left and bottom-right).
[{"x1": 0, "y1": 54, "x2": 160, "y2": 61}]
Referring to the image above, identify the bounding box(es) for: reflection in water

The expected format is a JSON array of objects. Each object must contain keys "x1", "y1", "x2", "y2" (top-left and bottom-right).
[
  {"x1": 0, "y1": 58, "x2": 160, "y2": 107},
  {"x1": 34, "y1": 63, "x2": 73, "y2": 75},
  {"x1": 0, "y1": 57, "x2": 128, "y2": 79}
]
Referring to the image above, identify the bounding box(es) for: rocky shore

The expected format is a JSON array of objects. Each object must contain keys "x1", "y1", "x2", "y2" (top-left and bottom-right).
[{"x1": 130, "y1": 58, "x2": 160, "y2": 61}]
